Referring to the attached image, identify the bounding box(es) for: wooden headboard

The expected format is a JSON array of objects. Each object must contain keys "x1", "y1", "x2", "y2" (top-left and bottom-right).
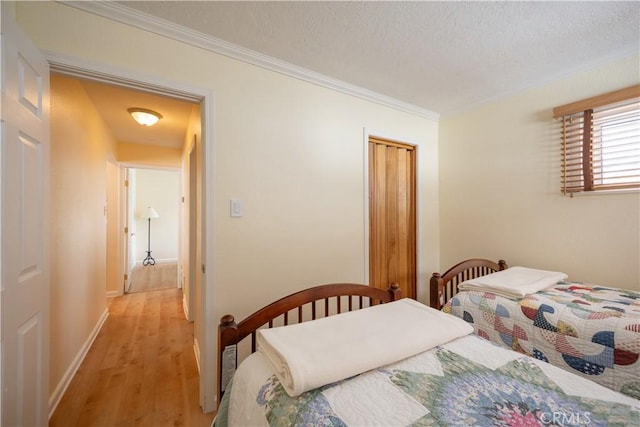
[
  {"x1": 217, "y1": 283, "x2": 402, "y2": 404},
  {"x1": 429, "y1": 258, "x2": 507, "y2": 309}
]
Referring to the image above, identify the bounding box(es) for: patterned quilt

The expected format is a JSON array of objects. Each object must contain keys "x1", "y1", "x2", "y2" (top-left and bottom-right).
[
  {"x1": 444, "y1": 281, "x2": 640, "y2": 399},
  {"x1": 214, "y1": 335, "x2": 639, "y2": 427}
]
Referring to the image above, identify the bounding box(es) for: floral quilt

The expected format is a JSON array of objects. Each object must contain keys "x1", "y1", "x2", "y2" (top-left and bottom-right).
[
  {"x1": 214, "y1": 335, "x2": 639, "y2": 427},
  {"x1": 444, "y1": 281, "x2": 640, "y2": 398}
]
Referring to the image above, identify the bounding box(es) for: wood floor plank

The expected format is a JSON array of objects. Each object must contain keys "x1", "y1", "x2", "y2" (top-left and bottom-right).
[{"x1": 50, "y1": 289, "x2": 215, "y2": 427}]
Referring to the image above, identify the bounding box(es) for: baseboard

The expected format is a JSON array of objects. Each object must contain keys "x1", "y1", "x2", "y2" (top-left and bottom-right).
[
  {"x1": 106, "y1": 290, "x2": 121, "y2": 298},
  {"x1": 134, "y1": 257, "x2": 178, "y2": 266},
  {"x1": 182, "y1": 293, "x2": 190, "y2": 320},
  {"x1": 48, "y1": 308, "x2": 109, "y2": 419}
]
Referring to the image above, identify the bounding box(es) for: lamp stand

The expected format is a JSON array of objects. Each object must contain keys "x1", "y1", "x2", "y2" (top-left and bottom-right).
[{"x1": 142, "y1": 217, "x2": 156, "y2": 266}]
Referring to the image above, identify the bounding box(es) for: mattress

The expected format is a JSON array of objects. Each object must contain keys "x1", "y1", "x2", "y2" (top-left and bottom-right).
[
  {"x1": 213, "y1": 334, "x2": 638, "y2": 426},
  {"x1": 444, "y1": 281, "x2": 640, "y2": 398}
]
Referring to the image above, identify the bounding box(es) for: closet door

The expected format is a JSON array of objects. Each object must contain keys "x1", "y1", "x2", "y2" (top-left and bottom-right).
[{"x1": 368, "y1": 137, "x2": 416, "y2": 299}]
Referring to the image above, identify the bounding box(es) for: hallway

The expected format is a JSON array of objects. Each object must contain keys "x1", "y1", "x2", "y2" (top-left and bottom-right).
[{"x1": 50, "y1": 289, "x2": 215, "y2": 426}]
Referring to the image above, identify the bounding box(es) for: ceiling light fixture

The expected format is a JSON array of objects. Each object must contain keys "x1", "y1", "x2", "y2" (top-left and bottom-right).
[{"x1": 127, "y1": 107, "x2": 163, "y2": 126}]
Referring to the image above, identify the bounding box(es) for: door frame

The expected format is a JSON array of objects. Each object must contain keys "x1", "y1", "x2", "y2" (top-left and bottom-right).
[
  {"x1": 363, "y1": 128, "x2": 419, "y2": 293},
  {"x1": 187, "y1": 141, "x2": 198, "y2": 322},
  {"x1": 119, "y1": 164, "x2": 182, "y2": 296},
  {"x1": 124, "y1": 166, "x2": 136, "y2": 294},
  {"x1": 46, "y1": 52, "x2": 218, "y2": 412}
]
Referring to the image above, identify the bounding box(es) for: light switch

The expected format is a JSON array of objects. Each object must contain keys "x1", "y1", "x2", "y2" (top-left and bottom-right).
[{"x1": 230, "y1": 198, "x2": 243, "y2": 217}]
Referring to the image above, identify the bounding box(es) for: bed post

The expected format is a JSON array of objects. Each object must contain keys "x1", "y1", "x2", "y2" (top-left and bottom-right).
[
  {"x1": 388, "y1": 283, "x2": 402, "y2": 301},
  {"x1": 499, "y1": 260, "x2": 507, "y2": 271},
  {"x1": 429, "y1": 273, "x2": 443, "y2": 310},
  {"x1": 218, "y1": 314, "x2": 238, "y2": 405}
]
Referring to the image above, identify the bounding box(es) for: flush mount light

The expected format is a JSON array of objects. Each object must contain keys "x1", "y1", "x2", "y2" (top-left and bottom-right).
[{"x1": 127, "y1": 107, "x2": 163, "y2": 126}]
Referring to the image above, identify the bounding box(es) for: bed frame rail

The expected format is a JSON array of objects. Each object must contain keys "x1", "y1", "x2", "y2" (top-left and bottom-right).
[
  {"x1": 429, "y1": 259, "x2": 507, "y2": 309},
  {"x1": 217, "y1": 283, "x2": 401, "y2": 403}
]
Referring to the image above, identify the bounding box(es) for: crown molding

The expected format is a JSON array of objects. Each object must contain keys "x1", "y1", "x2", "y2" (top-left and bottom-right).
[
  {"x1": 61, "y1": 1, "x2": 439, "y2": 121},
  {"x1": 441, "y1": 47, "x2": 639, "y2": 119}
]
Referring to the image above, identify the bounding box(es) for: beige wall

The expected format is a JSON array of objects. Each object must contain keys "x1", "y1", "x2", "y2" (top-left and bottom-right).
[
  {"x1": 440, "y1": 55, "x2": 640, "y2": 291},
  {"x1": 133, "y1": 168, "x2": 180, "y2": 262},
  {"x1": 105, "y1": 159, "x2": 120, "y2": 294},
  {"x1": 16, "y1": 2, "x2": 440, "y2": 409},
  {"x1": 117, "y1": 141, "x2": 182, "y2": 167},
  {"x1": 49, "y1": 74, "x2": 116, "y2": 395}
]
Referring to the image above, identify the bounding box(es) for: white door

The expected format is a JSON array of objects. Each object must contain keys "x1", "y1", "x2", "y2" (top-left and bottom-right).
[
  {"x1": 125, "y1": 168, "x2": 137, "y2": 292},
  {"x1": 1, "y1": 10, "x2": 50, "y2": 427}
]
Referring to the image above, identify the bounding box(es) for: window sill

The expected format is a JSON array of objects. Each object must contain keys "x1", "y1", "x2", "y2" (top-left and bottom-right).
[{"x1": 564, "y1": 188, "x2": 640, "y2": 197}]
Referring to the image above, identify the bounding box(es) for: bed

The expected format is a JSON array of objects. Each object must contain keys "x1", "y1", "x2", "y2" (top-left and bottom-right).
[
  {"x1": 213, "y1": 281, "x2": 638, "y2": 426},
  {"x1": 430, "y1": 258, "x2": 640, "y2": 399}
]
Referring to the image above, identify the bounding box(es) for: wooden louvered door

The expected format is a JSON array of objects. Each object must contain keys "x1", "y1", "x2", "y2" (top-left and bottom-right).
[{"x1": 368, "y1": 137, "x2": 416, "y2": 299}]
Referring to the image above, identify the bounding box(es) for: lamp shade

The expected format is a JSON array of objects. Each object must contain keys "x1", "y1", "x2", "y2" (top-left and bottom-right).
[
  {"x1": 128, "y1": 107, "x2": 162, "y2": 126},
  {"x1": 147, "y1": 206, "x2": 160, "y2": 219}
]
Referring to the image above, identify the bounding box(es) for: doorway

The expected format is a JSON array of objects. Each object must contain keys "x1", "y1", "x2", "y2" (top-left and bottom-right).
[
  {"x1": 124, "y1": 167, "x2": 181, "y2": 294},
  {"x1": 368, "y1": 136, "x2": 417, "y2": 299},
  {"x1": 47, "y1": 61, "x2": 216, "y2": 411}
]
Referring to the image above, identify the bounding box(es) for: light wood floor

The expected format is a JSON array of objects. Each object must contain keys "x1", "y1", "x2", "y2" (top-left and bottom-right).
[
  {"x1": 129, "y1": 263, "x2": 178, "y2": 294},
  {"x1": 50, "y1": 288, "x2": 215, "y2": 427}
]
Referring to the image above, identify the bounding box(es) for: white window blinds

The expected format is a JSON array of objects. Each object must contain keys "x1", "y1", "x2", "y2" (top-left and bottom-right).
[{"x1": 554, "y1": 85, "x2": 640, "y2": 194}]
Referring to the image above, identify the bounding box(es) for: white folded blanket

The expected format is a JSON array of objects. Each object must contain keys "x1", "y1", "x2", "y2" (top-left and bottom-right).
[
  {"x1": 256, "y1": 298, "x2": 473, "y2": 397},
  {"x1": 458, "y1": 266, "x2": 568, "y2": 298}
]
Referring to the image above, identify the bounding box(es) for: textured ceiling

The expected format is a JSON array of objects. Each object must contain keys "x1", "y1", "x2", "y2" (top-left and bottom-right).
[{"x1": 117, "y1": 1, "x2": 640, "y2": 116}]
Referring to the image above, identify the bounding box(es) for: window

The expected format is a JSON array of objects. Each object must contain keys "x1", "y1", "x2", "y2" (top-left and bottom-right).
[{"x1": 554, "y1": 85, "x2": 640, "y2": 195}]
